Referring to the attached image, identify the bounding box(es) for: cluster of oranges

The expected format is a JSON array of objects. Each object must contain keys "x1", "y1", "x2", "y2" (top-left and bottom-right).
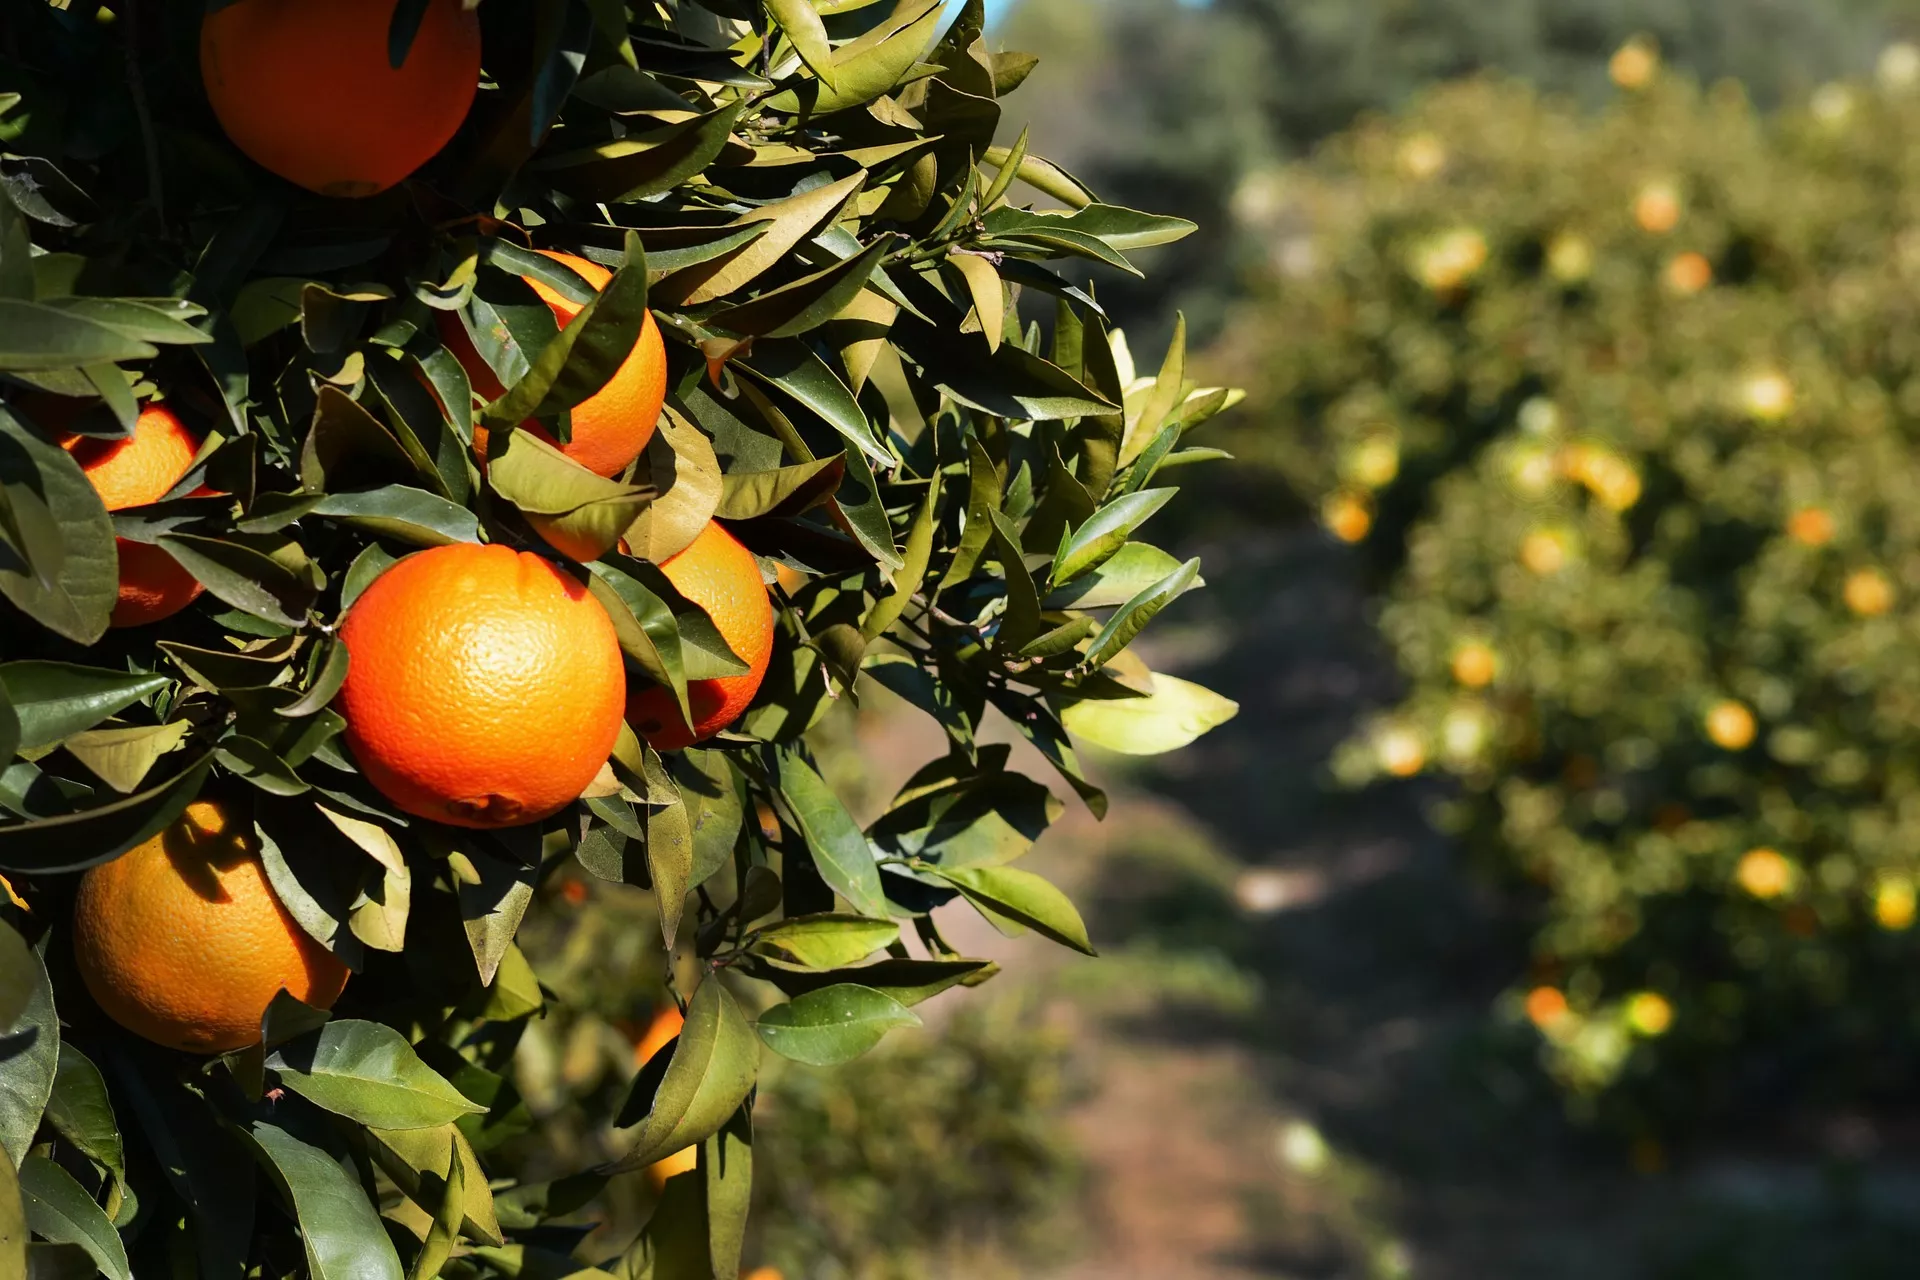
[{"x1": 54, "y1": 0, "x2": 777, "y2": 1069}]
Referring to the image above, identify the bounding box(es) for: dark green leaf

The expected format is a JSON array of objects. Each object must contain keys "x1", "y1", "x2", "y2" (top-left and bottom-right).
[
  {"x1": 0, "y1": 663, "x2": 168, "y2": 751},
  {"x1": 750, "y1": 915, "x2": 899, "y2": 970},
  {"x1": 756, "y1": 984, "x2": 919, "y2": 1066},
  {"x1": 158, "y1": 534, "x2": 315, "y2": 628},
  {"x1": 0, "y1": 750, "x2": 212, "y2": 874},
  {"x1": 734, "y1": 339, "x2": 890, "y2": 467},
  {"x1": 776, "y1": 748, "x2": 887, "y2": 919},
  {"x1": 45, "y1": 1044, "x2": 121, "y2": 1179},
  {"x1": 716, "y1": 455, "x2": 844, "y2": 521},
  {"x1": 1051, "y1": 488, "x2": 1175, "y2": 585},
  {"x1": 535, "y1": 102, "x2": 746, "y2": 204},
  {"x1": 269, "y1": 1021, "x2": 483, "y2": 1130},
  {"x1": 18, "y1": 1156, "x2": 129, "y2": 1280},
  {"x1": 926, "y1": 863, "x2": 1094, "y2": 955},
  {"x1": 707, "y1": 237, "x2": 893, "y2": 340},
  {"x1": 604, "y1": 977, "x2": 758, "y2": 1174},
  {"x1": 240, "y1": 1112, "x2": 405, "y2": 1280},
  {"x1": 0, "y1": 406, "x2": 116, "y2": 644},
  {"x1": 309, "y1": 486, "x2": 481, "y2": 548},
  {"x1": 0, "y1": 937, "x2": 54, "y2": 1164},
  {"x1": 1083, "y1": 557, "x2": 1200, "y2": 669}
]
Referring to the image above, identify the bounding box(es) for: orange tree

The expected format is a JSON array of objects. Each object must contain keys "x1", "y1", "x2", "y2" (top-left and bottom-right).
[
  {"x1": 0, "y1": 2, "x2": 1239, "y2": 1275},
  {"x1": 1223, "y1": 49, "x2": 1920, "y2": 1132}
]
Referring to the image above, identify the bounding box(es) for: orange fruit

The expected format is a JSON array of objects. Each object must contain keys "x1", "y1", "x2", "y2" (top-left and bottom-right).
[
  {"x1": 62, "y1": 404, "x2": 207, "y2": 628},
  {"x1": 632, "y1": 1004, "x2": 699, "y2": 1187},
  {"x1": 1322, "y1": 492, "x2": 1372, "y2": 543},
  {"x1": 1787, "y1": 507, "x2": 1834, "y2": 547},
  {"x1": 1704, "y1": 700, "x2": 1756, "y2": 750},
  {"x1": 1633, "y1": 183, "x2": 1681, "y2": 235},
  {"x1": 627, "y1": 521, "x2": 775, "y2": 751},
  {"x1": 200, "y1": 0, "x2": 481, "y2": 197},
  {"x1": 1524, "y1": 986, "x2": 1570, "y2": 1030},
  {"x1": 440, "y1": 251, "x2": 667, "y2": 478},
  {"x1": 1735, "y1": 847, "x2": 1793, "y2": 899},
  {"x1": 338, "y1": 543, "x2": 626, "y2": 827},
  {"x1": 1845, "y1": 567, "x2": 1894, "y2": 617},
  {"x1": 72, "y1": 800, "x2": 350, "y2": 1053},
  {"x1": 1665, "y1": 251, "x2": 1712, "y2": 295},
  {"x1": 1451, "y1": 641, "x2": 1498, "y2": 689}
]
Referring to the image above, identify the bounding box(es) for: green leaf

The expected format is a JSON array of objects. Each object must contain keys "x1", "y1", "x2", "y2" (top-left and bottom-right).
[
  {"x1": 1051, "y1": 488, "x2": 1175, "y2": 585},
  {"x1": 768, "y1": 0, "x2": 839, "y2": 88},
  {"x1": 605, "y1": 978, "x2": 758, "y2": 1175},
  {"x1": 1043, "y1": 542, "x2": 1197, "y2": 609},
  {"x1": 240, "y1": 1113, "x2": 405, "y2": 1280},
  {"x1": 1007, "y1": 202, "x2": 1198, "y2": 252},
  {"x1": 862, "y1": 481, "x2": 936, "y2": 641},
  {"x1": 988, "y1": 508, "x2": 1042, "y2": 651},
  {"x1": 309, "y1": 487, "x2": 481, "y2": 547},
  {"x1": 935, "y1": 436, "x2": 1002, "y2": 593},
  {"x1": 0, "y1": 299, "x2": 156, "y2": 370},
  {"x1": 405, "y1": 1131, "x2": 463, "y2": 1280},
  {"x1": 0, "y1": 938, "x2": 54, "y2": 1165},
  {"x1": 926, "y1": 864, "x2": 1095, "y2": 955},
  {"x1": 733, "y1": 338, "x2": 890, "y2": 466},
  {"x1": 18, "y1": 1156, "x2": 130, "y2": 1280},
  {"x1": 1082, "y1": 557, "x2": 1200, "y2": 670},
  {"x1": 893, "y1": 314, "x2": 1118, "y2": 421},
  {"x1": 748, "y1": 956, "x2": 997, "y2": 1006},
  {"x1": 705, "y1": 1106, "x2": 751, "y2": 1280},
  {"x1": 488, "y1": 429, "x2": 651, "y2": 562},
  {"x1": 1125, "y1": 312, "x2": 1188, "y2": 465},
  {"x1": 1058, "y1": 673, "x2": 1239, "y2": 756},
  {"x1": 707, "y1": 237, "x2": 893, "y2": 340},
  {"x1": 947, "y1": 253, "x2": 1005, "y2": 353},
  {"x1": 0, "y1": 1143, "x2": 21, "y2": 1280},
  {"x1": 586, "y1": 559, "x2": 693, "y2": 728},
  {"x1": 0, "y1": 663, "x2": 169, "y2": 752},
  {"x1": 300, "y1": 385, "x2": 422, "y2": 495},
  {"x1": 534, "y1": 101, "x2": 746, "y2": 204},
  {"x1": 751, "y1": 915, "x2": 900, "y2": 969},
  {"x1": 0, "y1": 924, "x2": 30, "y2": 1027},
  {"x1": 981, "y1": 146, "x2": 1096, "y2": 209},
  {"x1": 675, "y1": 749, "x2": 744, "y2": 890},
  {"x1": 479, "y1": 232, "x2": 650, "y2": 432},
  {"x1": 158, "y1": 533, "x2": 315, "y2": 628},
  {"x1": 871, "y1": 754, "x2": 1060, "y2": 870},
  {"x1": 365, "y1": 1124, "x2": 502, "y2": 1248},
  {"x1": 776, "y1": 748, "x2": 888, "y2": 919},
  {"x1": 756, "y1": 984, "x2": 920, "y2": 1066},
  {"x1": 45, "y1": 1044, "x2": 122, "y2": 1180},
  {"x1": 0, "y1": 406, "x2": 116, "y2": 644},
  {"x1": 0, "y1": 751, "x2": 213, "y2": 874},
  {"x1": 655, "y1": 171, "x2": 867, "y2": 308},
  {"x1": 625, "y1": 407, "x2": 722, "y2": 563},
  {"x1": 642, "y1": 746, "x2": 693, "y2": 950},
  {"x1": 269, "y1": 1020, "x2": 482, "y2": 1130},
  {"x1": 716, "y1": 455, "x2": 844, "y2": 521},
  {"x1": 62, "y1": 720, "x2": 191, "y2": 794},
  {"x1": 456, "y1": 846, "x2": 536, "y2": 987},
  {"x1": 769, "y1": 0, "x2": 945, "y2": 114}
]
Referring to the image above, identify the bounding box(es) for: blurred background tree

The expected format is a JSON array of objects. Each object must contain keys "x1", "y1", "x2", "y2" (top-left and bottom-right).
[{"x1": 1000, "y1": 0, "x2": 1920, "y2": 344}]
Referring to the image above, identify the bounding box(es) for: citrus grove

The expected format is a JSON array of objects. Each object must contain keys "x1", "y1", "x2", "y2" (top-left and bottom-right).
[
  {"x1": 1223, "y1": 44, "x2": 1920, "y2": 1132},
  {"x1": 0, "y1": 2, "x2": 1238, "y2": 1277}
]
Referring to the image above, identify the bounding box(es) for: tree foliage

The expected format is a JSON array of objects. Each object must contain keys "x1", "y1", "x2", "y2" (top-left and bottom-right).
[
  {"x1": 0, "y1": 1, "x2": 1237, "y2": 1274},
  {"x1": 1224, "y1": 60, "x2": 1920, "y2": 1130}
]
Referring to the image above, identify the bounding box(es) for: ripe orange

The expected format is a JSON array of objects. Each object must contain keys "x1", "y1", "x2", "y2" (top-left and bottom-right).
[
  {"x1": 1704, "y1": 700, "x2": 1756, "y2": 750},
  {"x1": 338, "y1": 543, "x2": 626, "y2": 828},
  {"x1": 1451, "y1": 641, "x2": 1498, "y2": 688},
  {"x1": 62, "y1": 404, "x2": 207, "y2": 628},
  {"x1": 627, "y1": 521, "x2": 774, "y2": 751},
  {"x1": 440, "y1": 251, "x2": 667, "y2": 478},
  {"x1": 1665, "y1": 251, "x2": 1712, "y2": 295},
  {"x1": 72, "y1": 800, "x2": 350, "y2": 1053},
  {"x1": 200, "y1": 0, "x2": 481, "y2": 197},
  {"x1": 1787, "y1": 507, "x2": 1834, "y2": 547},
  {"x1": 632, "y1": 1004, "x2": 698, "y2": 1187},
  {"x1": 1633, "y1": 183, "x2": 1681, "y2": 235},
  {"x1": 1845, "y1": 567, "x2": 1894, "y2": 617}
]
